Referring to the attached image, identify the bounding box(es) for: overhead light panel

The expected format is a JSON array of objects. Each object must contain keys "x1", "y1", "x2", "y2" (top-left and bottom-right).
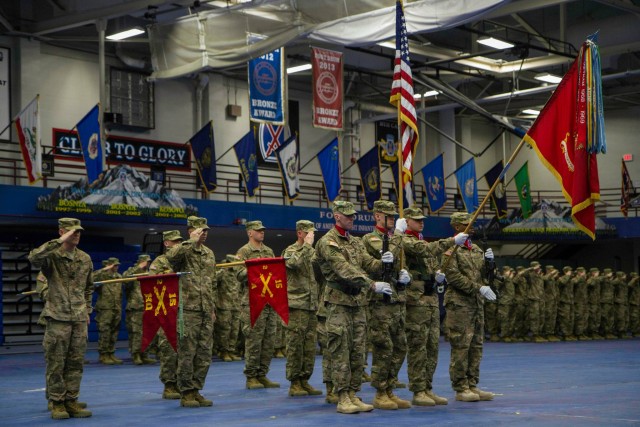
[
  {"x1": 477, "y1": 36, "x2": 514, "y2": 50},
  {"x1": 522, "y1": 109, "x2": 540, "y2": 116},
  {"x1": 106, "y1": 27, "x2": 145, "y2": 40},
  {"x1": 534, "y1": 72, "x2": 563, "y2": 84},
  {"x1": 287, "y1": 63, "x2": 312, "y2": 74},
  {"x1": 423, "y1": 90, "x2": 439, "y2": 97}
]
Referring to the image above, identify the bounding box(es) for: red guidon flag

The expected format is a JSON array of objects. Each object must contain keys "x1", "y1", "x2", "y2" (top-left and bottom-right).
[
  {"x1": 139, "y1": 273, "x2": 180, "y2": 352},
  {"x1": 311, "y1": 47, "x2": 343, "y2": 130},
  {"x1": 246, "y1": 257, "x2": 288, "y2": 327}
]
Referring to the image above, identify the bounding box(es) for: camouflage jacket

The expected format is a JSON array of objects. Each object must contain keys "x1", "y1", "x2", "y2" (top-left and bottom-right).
[
  {"x1": 166, "y1": 239, "x2": 217, "y2": 312},
  {"x1": 123, "y1": 265, "x2": 147, "y2": 311},
  {"x1": 599, "y1": 275, "x2": 614, "y2": 303},
  {"x1": 94, "y1": 269, "x2": 123, "y2": 311},
  {"x1": 28, "y1": 239, "x2": 93, "y2": 321},
  {"x1": 543, "y1": 273, "x2": 559, "y2": 303},
  {"x1": 525, "y1": 270, "x2": 544, "y2": 301},
  {"x1": 513, "y1": 272, "x2": 529, "y2": 304},
  {"x1": 497, "y1": 276, "x2": 515, "y2": 305},
  {"x1": 442, "y1": 243, "x2": 485, "y2": 308},
  {"x1": 216, "y1": 262, "x2": 241, "y2": 311},
  {"x1": 314, "y1": 227, "x2": 383, "y2": 307},
  {"x1": 362, "y1": 228, "x2": 403, "y2": 303},
  {"x1": 235, "y1": 242, "x2": 274, "y2": 306},
  {"x1": 149, "y1": 254, "x2": 174, "y2": 275},
  {"x1": 629, "y1": 277, "x2": 640, "y2": 306},
  {"x1": 36, "y1": 272, "x2": 49, "y2": 326},
  {"x1": 557, "y1": 274, "x2": 574, "y2": 304},
  {"x1": 613, "y1": 278, "x2": 628, "y2": 305},
  {"x1": 586, "y1": 276, "x2": 601, "y2": 305},
  {"x1": 572, "y1": 275, "x2": 588, "y2": 305},
  {"x1": 282, "y1": 241, "x2": 319, "y2": 311}
]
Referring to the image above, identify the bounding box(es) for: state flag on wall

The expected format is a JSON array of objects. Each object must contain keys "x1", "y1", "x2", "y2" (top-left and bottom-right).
[
  {"x1": 75, "y1": 104, "x2": 104, "y2": 184},
  {"x1": 454, "y1": 158, "x2": 478, "y2": 214},
  {"x1": 139, "y1": 273, "x2": 180, "y2": 352},
  {"x1": 234, "y1": 131, "x2": 260, "y2": 197},
  {"x1": 317, "y1": 137, "x2": 342, "y2": 203},
  {"x1": 357, "y1": 146, "x2": 381, "y2": 210},
  {"x1": 483, "y1": 160, "x2": 508, "y2": 218},
  {"x1": 246, "y1": 257, "x2": 288, "y2": 327},
  {"x1": 275, "y1": 135, "x2": 300, "y2": 200},
  {"x1": 189, "y1": 121, "x2": 217, "y2": 194},
  {"x1": 514, "y1": 162, "x2": 533, "y2": 219},
  {"x1": 421, "y1": 153, "x2": 446, "y2": 213},
  {"x1": 14, "y1": 96, "x2": 41, "y2": 184}
]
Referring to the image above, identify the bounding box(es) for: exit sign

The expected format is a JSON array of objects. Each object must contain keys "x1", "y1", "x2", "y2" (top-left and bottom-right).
[{"x1": 623, "y1": 154, "x2": 633, "y2": 161}]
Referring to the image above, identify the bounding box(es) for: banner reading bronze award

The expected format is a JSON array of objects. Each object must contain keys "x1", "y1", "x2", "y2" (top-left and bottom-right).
[
  {"x1": 311, "y1": 47, "x2": 343, "y2": 130},
  {"x1": 248, "y1": 46, "x2": 285, "y2": 125}
]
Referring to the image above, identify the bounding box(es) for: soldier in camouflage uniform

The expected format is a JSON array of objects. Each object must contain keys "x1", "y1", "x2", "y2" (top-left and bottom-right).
[
  {"x1": 557, "y1": 266, "x2": 575, "y2": 340},
  {"x1": 282, "y1": 220, "x2": 323, "y2": 397},
  {"x1": 586, "y1": 268, "x2": 603, "y2": 339},
  {"x1": 148, "y1": 230, "x2": 183, "y2": 400},
  {"x1": 572, "y1": 267, "x2": 589, "y2": 340},
  {"x1": 628, "y1": 272, "x2": 640, "y2": 337},
  {"x1": 236, "y1": 220, "x2": 280, "y2": 390},
  {"x1": 312, "y1": 250, "x2": 336, "y2": 403},
  {"x1": 613, "y1": 271, "x2": 629, "y2": 338},
  {"x1": 442, "y1": 212, "x2": 496, "y2": 402},
  {"x1": 314, "y1": 201, "x2": 394, "y2": 414},
  {"x1": 28, "y1": 218, "x2": 93, "y2": 419},
  {"x1": 165, "y1": 216, "x2": 217, "y2": 408},
  {"x1": 542, "y1": 265, "x2": 560, "y2": 341},
  {"x1": 124, "y1": 254, "x2": 156, "y2": 365},
  {"x1": 361, "y1": 200, "x2": 410, "y2": 410},
  {"x1": 497, "y1": 266, "x2": 515, "y2": 342},
  {"x1": 524, "y1": 261, "x2": 546, "y2": 343},
  {"x1": 94, "y1": 257, "x2": 123, "y2": 365},
  {"x1": 599, "y1": 268, "x2": 616, "y2": 339},
  {"x1": 397, "y1": 206, "x2": 464, "y2": 406},
  {"x1": 214, "y1": 254, "x2": 242, "y2": 362},
  {"x1": 512, "y1": 266, "x2": 528, "y2": 342}
]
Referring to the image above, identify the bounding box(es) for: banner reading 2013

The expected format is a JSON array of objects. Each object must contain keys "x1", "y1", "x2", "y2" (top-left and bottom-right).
[
  {"x1": 311, "y1": 47, "x2": 343, "y2": 130},
  {"x1": 249, "y1": 48, "x2": 285, "y2": 125}
]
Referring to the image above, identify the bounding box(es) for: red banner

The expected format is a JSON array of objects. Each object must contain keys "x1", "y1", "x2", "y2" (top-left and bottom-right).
[
  {"x1": 246, "y1": 257, "x2": 288, "y2": 327},
  {"x1": 139, "y1": 273, "x2": 180, "y2": 352},
  {"x1": 312, "y1": 47, "x2": 343, "y2": 130}
]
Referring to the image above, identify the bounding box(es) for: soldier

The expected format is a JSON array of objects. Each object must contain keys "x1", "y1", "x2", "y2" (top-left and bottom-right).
[
  {"x1": 312, "y1": 250, "x2": 336, "y2": 403},
  {"x1": 442, "y1": 212, "x2": 496, "y2": 402},
  {"x1": 628, "y1": 272, "x2": 640, "y2": 337},
  {"x1": 512, "y1": 266, "x2": 528, "y2": 342},
  {"x1": 572, "y1": 267, "x2": 589, "y2": 340},
  {"x1": 361, "y1": 200, "x2": 410, "y2": 410},
  {"x1": 165, "y1": 216, "x2": 217, "y2": 407},
  {"x1": 613, "y1": 271, "x2": 629, "y2": 338},
  {"x1": 556, "y1": 266, "x2": 575, "y2": 340},
  {"x1": 124, "y1": 254, "x2": 156, "y2": 365},
  {"x1": 314, "y1": 200, "x2": 394, "y2": 414},
  {"x1": 397, "y1": 206, "x2": 465, "y2": 406},
  {"x1": 599, "y1": 268, "x2": 616, "y2": 339},
  {"x1": 524, "y1": 261, "x2": 546, "y2": 343},
  {"x1": 282, "y1": 220, "x2": 323, "y2": 397},
  {"x1": 28, "y1": 217, "x2": 93, "y2": 419},
  {"x1": 497, "y1": 266, "x2": 515, "y2": 342},
  {"x1": 236, "y1": 220, "x2": 280, "y2": 390},
  {"x1": 214, "y1": 254, "x2": 243, "y2": 362},
  {"x1": 542, "y1": 265, "x2": 560, "y2": 341},
  {"x1": 586, "y1": 267, "x2": 603, "y2": 339},
  {"x1": 94, "y1": 257, "x2": 123, "y2": 365},
  {"x1": 148, "y1": 230, "x2": 183, "y2": 400}
]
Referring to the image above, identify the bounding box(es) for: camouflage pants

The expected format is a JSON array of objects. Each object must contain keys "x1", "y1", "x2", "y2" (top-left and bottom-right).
[
  {"x1": 241, "y1": 304, "x2": 276, "y2": 378},
  {"x1": 43, "y1": 319, "x2": 87, "y2": 402},
  {"x1": 214, "y1": 308, "x2": 241, "y2": 354},
  {"x1": 600, "y1": 303, "x2": 614, "y2": 335},
  {"x1": 96, "y1": 309, "x2": 121, "y2": 354},
  {"x1": 369, "y1": 302, "x2": 407, "y2": 391},
  {"x1": 498, "y1": 303, "x2": 514, "y2": 337},
  {"x1": 158, "y1": 328, "x2": 178, "y2": 385},
  {"x1": 126, "y1": 309, "x2": 143, "y2": 355},
  {"x1": 316, "y1": 316, "x2": 332, "y2": 383},
  {"x1": 177, "y1": 310, "x2": 214, "y2": 392},
  {"x1": 543, "y1": 301, "x2": 558, "y2": 336},
  {"x1": 444, "y1": 303, "x2": 484, "y2": 392},
  {"x1": 557, "y1": 302, "x2": 574, "y2": 337},
  {"x1": 629, "y1": 305, "x2": 640, "y2": 336},
  {"x1": 285, "y1": 308, "x2": 318, "y2": 381},
  {"x1": 274, "y1": 316, "x2": 286, "y2": 351},
  {"x1": 484, "y1": 301, "x2": 498, "y2": 337},
  {"x1": 588, "y1": 304, "x2": 601, "y2": 336},
  {"x1": 527, "y1": 299, "x2": 543, "y2": 335},
  {"x1": 573, "y1": 303, "x2": 588, "y2": 336},
  {"x1": 326, "y1": 303, "x2": 366, "y2": 393},
  {"x1": 405, "y1": 304, "x2": 439, "y2": 393},
  {"x1": 614, "y1": 304, "x2": 628, "y2": 334},
  {"x1": 513, "y1": 301, "x2": 528, "y2": 338}
]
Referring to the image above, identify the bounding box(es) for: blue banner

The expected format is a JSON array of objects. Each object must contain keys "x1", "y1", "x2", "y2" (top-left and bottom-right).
[
  {"x1": 233, "y1": 131, "x2": 260, "y2": 197},
  {"x1": 421, "y1": 154, "x2": 447, "y2": 213},
  {"x1": 357, "y1": 146, "x2": 381, "y2": 210},
  {"x1": 275, "y1": 135, "x2": 299, "y2": 200},
  {"x1": 75, "y1": 104, "x2": 103, "y2": 184},
  {"x1": 317, "y1": 137, "x2": 342, "y2": 203},
  {"x1": 249, "y1": 48, "x2": 284, "y2": 124},
  {"x1": 483, "y1": 160, "x2": 508, "y2": 218},
  {"x1": 189, "y1": 121, "x2": 216, "y2": 194},
  {"x1": 390, "y1": 160, "x2": 412, "y2": 209},
  {"x1": 454, "y1": 158, "x2": 478, "y2": 214}
]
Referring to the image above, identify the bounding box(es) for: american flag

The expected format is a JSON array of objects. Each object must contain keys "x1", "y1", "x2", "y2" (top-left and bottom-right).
[{"x1": 389, "y1": 0, "x2": 419, "y2": 208}]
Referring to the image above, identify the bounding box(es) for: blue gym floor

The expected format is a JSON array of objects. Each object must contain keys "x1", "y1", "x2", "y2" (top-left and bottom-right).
[{"x1": 1, "y1": 338, "x2": 639, "y2": 426}]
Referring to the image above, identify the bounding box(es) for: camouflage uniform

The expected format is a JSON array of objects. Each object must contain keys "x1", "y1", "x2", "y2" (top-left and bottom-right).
[
  {"x1": 235, "y1": 221, "x2": 278, "y2": 382},
  {"x1": 586, "y1": 268, "x2": 602, "y2": 338},
  {"x1": 497, "y1": 267, "x2": 515, "y2": 341},
  {"x1": 613, "y1": 271, "x2": 629, "y2": 337},
  {"x1": 214, "y1": 254, "x2": 242, "y2": 360},
  {"x1": 512, "y1": 267, "x2": 529, "y2": 341},
  {"x1": 94, "y1": 258, "x2": 122, "y2": 359},
  {"x1": 123, "y1": 256, "x2": 152, "y2": 361},
  {"x1": 599, "y1": 269, "x2": 615, "y2": 338},
  {"x1": 556, "y1": 267, "x2": 575, "y2": 339},
  {"x1": 312, "y1": 252, "x2": 333, "y2": 397},
  {"x1": 28, "y1": 218, "x2": 93, "y2": 409},
  {"x1": 524, "y1": 262, "x2": 545, "y2": 341},
  {"x1": 282, "y1": 220, "x2": 320, "y2": 391},
  {"x1": 572, "y1": 267, "x2": 589, "y2": 339},
  {"x1": 165, "y1": 217, "x2": 217, "y2": 397},
  {"x1": 542, "y1": 267, "x2": 559, "y2": 340},
  {"x1": 628, "y1": 273, "x2": 640, "y2": 337}
]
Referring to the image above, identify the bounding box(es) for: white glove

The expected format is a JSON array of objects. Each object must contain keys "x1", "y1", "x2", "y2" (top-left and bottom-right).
[
  {"x1": 395, "y1": 218, "x2": 408, "y2": 233},
  {"x1": 435, "y1": 270, "x2": 445, "y2": 284},
  {"x1": 484, "y1": 248, "x2": 494, "y2": 260},
  {"x1": 381, "y1": 251, "x2": 394, "y2": 264},
  {"x1": 479, "y1": 285, "x2": 497, "y2": 301},
  {"x1": 373, "y1": 282, "x2": 393, "y2": 295},
  {"x1": 398, "y1": 269, "x2": 411, "y2": 285},
  {"x1": 454, "y1": 233, "x2": 468, "y2": 246}
]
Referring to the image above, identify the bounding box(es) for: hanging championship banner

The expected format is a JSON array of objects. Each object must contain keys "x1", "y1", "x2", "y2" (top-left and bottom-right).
[
  {"x1": 311, "y1": 47, "x2": 343, "y2": 130},
  {"x1": 248, "y1": 46, "x2": 285, "y2": 125}
]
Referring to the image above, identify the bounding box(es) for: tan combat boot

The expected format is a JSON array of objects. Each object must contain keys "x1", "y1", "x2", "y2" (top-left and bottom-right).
[
  {"x1": 221, "y1": 352, "x2": 233, "y2": 362},
  {"x1": 49, "y1": 400, "x2": 87, "y2": 411},
  {"x1": 194, "y1": 391, "x2": 213, "y2": 407},
  {"x1": 257, "y1": 376, "x2": 280, "y2": 388},
  {"x1": 301, "y1": 380, "x2": 323, "y2": 396},
  {"x1": 246, "y1": 377, "x2": 265, "y2": 389},
  {"x1": 470, "y1": 387, "x2": 495, "y2": 401},
  {"x1": 426, "y1": 390, "x2": 448, "y2": 405},
  {"x1": 288, "y1": 380, "x2": 309, "y2": 397},
  {"x1": 348, "y1": 391, "x2": 374, "y2": 412},
  {"x1": 109, "y1": 353, "x2": 123, "y2": 364},
  {"x1": 412, "y1": 391, "x2": 435, "y2": 406},
  {"x1": 373, "y1": 389, "x2": 398, "y2": 410},
  {"x1": 230, "y1": 352, "x2": 243, "y2": 361},
  {"x1": 141, "y1": 353, "x2": 157, "y2": 364},
  {"x1": 336, "y1": 391, "x2": 359, "y2": 414},
  {"x1": 274, "y1": 348, "x2": 286, "y2": 358},
  {"x1": 180, "y1": 390, "x2": 200, "y2": 408},
  {"x1": 132, "y1": 353, "x2": 143, "y2": 365},
  {"x1": 162, "y1": 382, "x2": 181, "y2": 399},
  {"x1": 325, "y1": 383, "x2": 338, "y2": 404},
  {"x1": 386, "y1": 388, "x2": 411, "y2": 409},
  {"x1": 455, "y1": 389, "x2": 480, "y2": 402},
  {"x1": 394, "y1": 381, "x2": 407, "y2": 389},
  {"x1": 362, "y1": 371, "x2": 372, "y2": 383},
  {"x1": 99, "y1": 353, "x2": 115, "y2": 365},
  {"x1": 65, "y1": 400, "x2": 92, "y2": 418},
  {"x1": 50, "y1": 401, "x2": 70, "y2": 419},
  {"x1": 490, "y1": 335, "x2": 500, "y2": 342}
]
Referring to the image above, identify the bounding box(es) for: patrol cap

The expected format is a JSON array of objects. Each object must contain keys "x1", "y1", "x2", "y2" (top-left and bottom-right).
[
  {"x1": 450, "y1": 212, "x2": 471, "y2": 225},
  {"x1": 246, "y1": 220, "x2": 266, "y2": 231},
  {"x1": 563, "y1": 266, "x2": 572, "y2": 273},
  {"x1": 603, "y1": 268, "x2": 612, "y2": 274},
  {"x1": 530, "y1": 261, "x2": 541, "y2": 268},
  {"x1": 502, "y1": 265, "x2": 512, "y2": 272},
  {"x1": 616, "y1": 271, "x2": 626, "y2": 277},
  {"x1": 107, "y1": 257, "x2": 120, "y2": 265},
  {"x1": 545, "y1": 265, "x2": 555, "y2": 270},
  {"x1": 373, "y1": 200, "x2": 398, "y2": 216},
  {"x1": 515, "y1": 266, "x2": 525, "y2": 272},
  {"x1": 576, "y1": 266, "x2": 585, "y2": 272},
  {"x1": 137, "y1": 254, "x2": 151, "y2": 263},
  {"x1": 225, "y1": 254, "x2": 238, "y2": 263},
  {"x1": 58, "y1": 217, "x2": 84, "y2": 231},
  {"x1": 162, "y1": 230, "x2": 183, "y2": 241},
  {"x1": 296, "y1": 220, "x2": 317, "y2": 232},
  {"x1": 187, "y1": 216, "x2": 210, "y2": 230},
  {"x1": 404, "y1": 206, "x2": 426, "y2": 220},
  {"x1": 630, "y1": 272, "x2": 638, "y2": 278},
  {"x1": 589, "y1": 267, "x2": 599, "y2": 273},
  {"x1": 101, "y1": 260, "x2": 110, "y2": 267},
  {"x1": 332, "y1": 200, "x2": 357, "y2": 216}
]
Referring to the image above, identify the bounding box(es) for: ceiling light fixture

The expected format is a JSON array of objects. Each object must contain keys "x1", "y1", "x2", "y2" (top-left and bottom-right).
[
  {"x1": 286, "y1": 63, "x2": 312, "y2": 74},
  {"x1": 106, "y1": 27, "x2": 145, "y2": 40},
  {"x1": 423, "y1": 90, "x2": 439, "y2": 97},
  {"x1": 534, "y1": 72, "x2": 563, "y2": 84},
  {"x1": 477, "y1": 36, "x2": 514, "y2": 50},
  {"x1": 522, "y1": 109, "x2": 540, "y2": 116}
]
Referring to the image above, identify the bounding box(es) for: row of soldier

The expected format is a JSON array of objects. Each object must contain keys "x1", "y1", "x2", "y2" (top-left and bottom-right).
[{"x1": 484, "y1": 263, "x2": 640, "y2": 343}]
